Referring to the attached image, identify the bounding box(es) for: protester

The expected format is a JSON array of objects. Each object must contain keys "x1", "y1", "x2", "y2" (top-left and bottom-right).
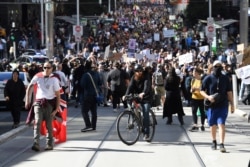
[
  {"x1": 107, "y1": 61, "x2": 129, "y2": 112},
  {"x1": 4, "y1": 69, "x2": 26, "y2": 128},
  {"x1": 25, "y1": 61, "x2": 61, "y2": 151},
  {"x1": 123, "y1": 64, "x2": 153, "y2": 140},
  {"x1": 80, "y1": 60, "x2": 101, "y2": 132},
  {"x1": 152, "y1": 64, "x2": 166, "y2": 108},
  {"x1": 200, "y1": 60, "x2": 234, "y2": 153},
  {"x1": 189, "y1": 67, "x2": 206, "y2": 132},
  {"x1": 163, "y1": 67, "x2": 184, "y2": 125}
]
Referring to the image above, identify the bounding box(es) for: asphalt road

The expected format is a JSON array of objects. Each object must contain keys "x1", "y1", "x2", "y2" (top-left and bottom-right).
[{"x1": 0, "y1": 109, "x2": 29, "y2": 136}]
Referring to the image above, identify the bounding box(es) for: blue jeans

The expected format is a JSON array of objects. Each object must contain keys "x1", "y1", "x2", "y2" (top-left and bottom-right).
[
  {"x1": 242, "y1": 84, "x2": 250, "y2": 103},
  {"x1": 141, "y1": 103, "x2": 151, "y2": 135},
  {"x1": 239, "y1": 82, "x2": 246, "y2": 99}
]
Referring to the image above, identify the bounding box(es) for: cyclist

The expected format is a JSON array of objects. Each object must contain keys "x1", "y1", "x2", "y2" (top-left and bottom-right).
[{"x1": 123, "y1": 64, "x2": 153, "y2": 140}]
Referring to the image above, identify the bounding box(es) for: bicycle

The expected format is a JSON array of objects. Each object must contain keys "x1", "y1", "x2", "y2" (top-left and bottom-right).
[{"x1": 116, "y1": 94, "x2": 157, "y2": 145}]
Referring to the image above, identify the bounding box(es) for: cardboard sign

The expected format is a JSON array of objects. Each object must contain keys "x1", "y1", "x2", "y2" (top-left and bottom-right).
[
  {"x1": 242, "y1": 46, "x2": 250, "y2": 66},
  {"x1": 108, "y1": 52, "x2": 123, "y2": 61},
  {"x1": 237, "y1": 43, "x2": 244, "y2": 52}
]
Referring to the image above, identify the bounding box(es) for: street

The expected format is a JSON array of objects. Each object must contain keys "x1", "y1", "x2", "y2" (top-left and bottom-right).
[
  {"x1": 0, "y1": 102, "x2": 249, "y2": 167},
  {"x1": 0, "y1": 109, "x2": 28, "y2": 136}
]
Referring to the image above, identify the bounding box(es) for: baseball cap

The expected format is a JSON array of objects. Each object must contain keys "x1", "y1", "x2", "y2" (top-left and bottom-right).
[{"x1": 213, "y1": 60, "x2": 222, "y2": 67}]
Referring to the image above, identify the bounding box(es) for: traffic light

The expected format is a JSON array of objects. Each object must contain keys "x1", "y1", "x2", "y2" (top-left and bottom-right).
[{"x1": 10, "y1": 29, "x2": 15, "y2": 41}]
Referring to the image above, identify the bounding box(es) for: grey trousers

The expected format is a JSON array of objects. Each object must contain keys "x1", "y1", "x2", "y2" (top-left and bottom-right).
[{"x1": 33, "y1": 102, "x2": 53, "y2": 146}]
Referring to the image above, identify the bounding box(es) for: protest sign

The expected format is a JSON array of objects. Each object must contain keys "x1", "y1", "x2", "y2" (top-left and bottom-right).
[
  {"x1": 237, "y1": 43, "x2": 244, "y2": 52},
  {"x1": 178, "y1": 53, "x2": 193, "y2": 65},
  {"x1": 154, "y1": 33, "x2": 160, "y2": 41},
  {"x1": 163, "y1": 29, "x2": 175, "y2": 38}
]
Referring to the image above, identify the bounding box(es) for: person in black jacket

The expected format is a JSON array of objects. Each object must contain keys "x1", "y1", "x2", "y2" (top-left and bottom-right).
[
  {"x1": 4, "y1": 70, "x2": 26, "y2": 128},
  {"x1": 80, "y1": 60, "x2": 101, "y2": 132},
  {"x1": 123, "y1": 64, "x2": 153, "y2": 140},
  {"x1": 163, "y1": 67, "x2": 184, "y2": 125}
]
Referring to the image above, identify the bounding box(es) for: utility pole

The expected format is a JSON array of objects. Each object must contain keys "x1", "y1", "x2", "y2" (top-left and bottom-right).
[
  {"x1": 240, "y1": 0, "x2": 248, "y2": 48},
  {"x1": 77, "y1": 0, "x2": 80, "y2": 54},
  {"x1": 45, "y1": 0, "x2": 54, "y2": 59},
  {"x1": 41, "y1": 0, "x2": 44, "y2": 47}
]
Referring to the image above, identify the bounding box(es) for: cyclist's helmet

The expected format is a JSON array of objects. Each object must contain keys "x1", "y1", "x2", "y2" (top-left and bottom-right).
[{"x1": 134, "y1": 64, "x2": 143, "y2": 72}]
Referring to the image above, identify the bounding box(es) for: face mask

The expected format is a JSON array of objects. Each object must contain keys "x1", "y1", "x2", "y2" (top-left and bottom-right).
[{"x1": 213, "y1": 66, "x2": 222, "y2": 77}]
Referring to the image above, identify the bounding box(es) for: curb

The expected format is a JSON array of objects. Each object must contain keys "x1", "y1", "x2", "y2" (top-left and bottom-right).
[{"x1": 0, "y1": 125, "x2": 29, "y2": 144}]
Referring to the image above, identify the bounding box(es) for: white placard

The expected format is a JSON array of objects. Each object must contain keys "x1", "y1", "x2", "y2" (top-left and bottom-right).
[
  {"x1": 178, "y1": 53, "x2": 193, "y2": 65},
  {"x1": 235, "y1": 65, "x2": 250, "y2": 79},
  {"x1": 163, "y1": 29, "x2": 175, "y2": 38},
  {"x1": 154, "y1": 33, "x2": 160, "y2": 41},
  {"x1": 141, "y1": 49, "x2": 150, "y2": 57},
  {"x1": 104, "y1": 45, "x2": 110, "y2": 59},
  {"x1": 199, "y1": 45, "x2": 209, "y2": 52},
  {"x1": 237, "y1": 43, "x2": 244, "y2": 52},
  {"x1": 236, "y1": 53, "x2": 243, "y2": 64},
  {"x1": 135, "y1": 53, "x2": 143, "y2": 60},
  {"x1": 169, "y1": 15, "x2": 176, "y2": 20},
  {"x1": 147, "y1": 54, "x2": 155, "y2": 61}
]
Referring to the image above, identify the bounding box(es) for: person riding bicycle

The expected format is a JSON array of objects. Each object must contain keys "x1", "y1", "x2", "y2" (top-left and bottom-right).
[{"x1": 123, "y1": 64, "x2": 153, "y2": 140}]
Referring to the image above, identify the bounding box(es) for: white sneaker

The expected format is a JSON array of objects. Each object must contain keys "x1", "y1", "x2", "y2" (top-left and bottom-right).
[{"x1": 113, "y1": 109, "x2": 118, "y2": 112}]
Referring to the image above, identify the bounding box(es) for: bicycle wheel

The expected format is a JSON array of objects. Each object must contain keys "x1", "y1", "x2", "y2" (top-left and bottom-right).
[
  {"x1": 146, "y1": 109, "x2": 156, "y2": 142},
  {"x1": 116, "y1": 110, "x2": 141, "y2": 145}
]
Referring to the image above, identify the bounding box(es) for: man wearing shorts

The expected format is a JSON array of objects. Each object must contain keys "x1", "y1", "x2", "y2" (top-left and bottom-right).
[{"x1": 200, "y1": 60, "x2": 234, "y2": 153}]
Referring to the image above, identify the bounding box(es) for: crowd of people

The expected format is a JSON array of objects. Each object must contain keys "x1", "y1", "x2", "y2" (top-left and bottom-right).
[{"x1": 3, "y1": 3, "x2": 244, "y2": 153}]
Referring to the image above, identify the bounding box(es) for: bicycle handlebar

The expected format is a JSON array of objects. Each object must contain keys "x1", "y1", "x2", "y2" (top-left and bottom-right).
[{"x1": 124, "y1": 94, "x2": 141, "y2": 103}]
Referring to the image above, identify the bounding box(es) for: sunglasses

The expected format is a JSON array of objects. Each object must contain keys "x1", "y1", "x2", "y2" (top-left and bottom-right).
[
  {"x1": 214, "y1": 66, "x2": 222, "y2": 68},
  {"x1": 43, "y1": 67, "x2": 51, "y2": 70}
]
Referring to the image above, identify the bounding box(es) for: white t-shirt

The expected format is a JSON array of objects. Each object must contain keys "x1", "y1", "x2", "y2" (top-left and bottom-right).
[{"x1": 31, "y1": 75, "x2": 61, "y2": 100}]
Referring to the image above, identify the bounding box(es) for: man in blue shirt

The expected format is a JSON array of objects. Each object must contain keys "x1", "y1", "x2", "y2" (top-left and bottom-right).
[{"x1": 200, "y1": 60, "x2": 234, "y2": 153}]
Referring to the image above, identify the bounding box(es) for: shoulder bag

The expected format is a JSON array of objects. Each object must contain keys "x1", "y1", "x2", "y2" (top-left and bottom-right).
[{"x1": 87, "y1": 73, "x2": 104, "y2": 104}]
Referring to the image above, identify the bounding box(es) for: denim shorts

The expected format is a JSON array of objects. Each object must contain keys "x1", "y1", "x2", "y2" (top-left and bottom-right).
[{"x1": 206, "y1": 105, "x2": 228, "y2": 126}]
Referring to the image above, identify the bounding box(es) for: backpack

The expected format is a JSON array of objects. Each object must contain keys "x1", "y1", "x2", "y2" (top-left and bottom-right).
[{"x1": 154, "y1": 71, "x2": 164, "y2": 85}]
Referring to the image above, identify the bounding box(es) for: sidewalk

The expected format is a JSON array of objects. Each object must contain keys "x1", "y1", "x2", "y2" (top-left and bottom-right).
[{"x1": 0, "y1": 103, "x2": 249, "y2": 167}]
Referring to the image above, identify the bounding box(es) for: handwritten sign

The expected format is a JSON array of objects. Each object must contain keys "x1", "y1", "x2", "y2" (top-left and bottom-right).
[{"x1": 235, "y1": 65, "x2": 250, "y2": 79}]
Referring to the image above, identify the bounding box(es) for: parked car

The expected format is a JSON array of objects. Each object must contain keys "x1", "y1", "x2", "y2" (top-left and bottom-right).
[
  {"x1": 0, "y1": 72, "x2": 29, "y2": 107},
  {"x1": 21, "y1": 49, "x2": 45, "y2": 57},
  {"x1": 9, "y1": 55, "x2": 49, "y2": 70}
]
